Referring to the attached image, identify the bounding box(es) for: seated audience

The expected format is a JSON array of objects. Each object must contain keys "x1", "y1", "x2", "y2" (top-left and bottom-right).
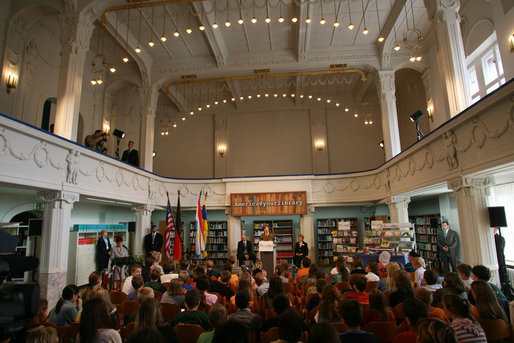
[
  {"x1": 161, "y1": 278, "x2": 185, "y2": 307},
  {"x1": 209, "y1": 270, "x2": 234, "y2": 301},
  {"x1": 194, "y1": 263, "x2": 208, "y2": 281},
  {"x1": 228, "y1": 256, "x2": 242, "y2": 276},
  {"x1": 299, "y1": 263, "x2": 319, "y2": 288},
  {"x1": 307, "y1": 322, "x2": 340, "y2": 343},
  {"x1": 179, "y1": 259, "x2": 194, "y2": 278},
  {"x1": 135, "y1": 298, "x2": 172, "y2": 337},
  {"x1": 377, "y1": 263, "x2": 400, "y2": 292},
  {"x1": 127, "y1": 275, "x2": 145, "y2": 301},
  {"x1": 306, "y1": 279, "x2": 326, "y2": 311},
  {"x1": 122, "y1": 264, "x2": 143, "y2": 295},
  {"x1": 339, "y1": 299, "x2": 379, "y2": 343},
  {"x1": 168, "y1": 288, "x2": 210, "y2": 329},
  {"x1": 127, "y1": 328, "x2": 165, "y2": 343},
  {"x1": 49, "y1": 285, "x2": 82, "y2": 327},
  {"x1": 160, "y1": 260, "x2": 178, "y2": 283},
  {"x1": 365, "y1": 261, "x2": 380, "y2": 282},
  {"x1": 78, "y1": 285, "x2": 110, "y2": 322},
  {"x1": 264, "y1": 276, "x2": 285, "y2": 309},
  {"x1": 197, "y1": 304, "x2": 227, "y2": 343},
  {"x1": 212, "y1": 320, "x2": 250, "y2": 343},
  {"x1": 346, "y1": 274, "x2": 369, "y2": 303},
  {"x1": 230, "y1": 276, "x2": 256, "y2": 308},
  {"x1": 389, "y1": 270, "x2": 414, "y2": 308},
  {"x1": 393, "y1": 298, "x2": 429, "y2": 343},
  {"x1": 151, "y1": 251, "x2": 164, "y2": 274},
  {"x1": 414, "y1": 287, "x2": 449, "y2": 323},
  {"x1": 142, "y1": 255, "x2": 157, "y2": 282},
  {"x1": 261, "y1": 293, "x2": 291, "y2": 332},
  {"x1": 206, "y1": 259, "x2": 221, "y2": 278},
  {"x1": 442, "y1": 294, "x2": 487, "y2": 343},
  {"x1": 471, "y1": 265, "x2": 507, "y2": 302},
  {"x1": 77, "y1": 298, "x2": 121, "y2": 343},
  {"x1": 229, "y1": 291, "x2": 262, "y2": 337},
  {"x1": 31, "y1": 299, "x2": 49, "y2": 328},
  {"x1": 470, "y1": 280, "x2": 508, "y2": 322},
  {"x1": 219, "y1": 262, "x2": 239, "y2": 293},
  {"x1": 432, "y1": 272, "x2": 468, "y2": 306},
  {"x1": 26, "y1": 326, "x2": 58, "y2": 343},
  {"x1": 416, "y1": 318, "x2": 457, "y2": 343},
  {"x1": 127, "y1": 287, "x2": 154, "y2": 323},
  {"x1": 329, "y1": 258, "x2": 350, "y2": 285},
  {"x1": 456, "y1": 263, "x2": 473, "y2": 290},
  {"x1": 350, "y1": 257, "x2": 366, "y2": 275},
  {"x1": 363, "y1": 289, "x2": 396, "y2": 324},
  {"x1": 254, "y1": 272, "x2": 269, "y2": 296},
  {"x1": 276, "y1": 308, "x2": 308, "y2": 343},
  {"x1": 83, "y1": 272, "x2": 114, "y2": 312},
  {"x1": 423, "y1": 270, "x2": 442, "y2": 292},
  {"x1": 404, "y1": 250, "x2": 418, "y2": 273},
  {"x1": 297, "y1": 257, "x2": 311, "y2": 282},
  {"x1": 330, "y1": 255, "x2": 347, "y2": 275},
  {"x1": 145, "y1": 268, "x2": 167, "y2": 294},
  {"x1": 413, "y1": 257, "x2": 426, "y2": 287},
  {"x1": 252, "y1": 259, "x2": 267, "y2": 278},
  {"x1": 197, "y1": 276, "x2": 218, "y2": 306},
  {"x1": 179, "y1": 270, "x2": 194, "y2": 291},
  {"x1": 315, "y1": 285, "x2": 341, "y2": 323},
  {"x1": 378, "y1": 251, "x2": 391, "y2": 277}
]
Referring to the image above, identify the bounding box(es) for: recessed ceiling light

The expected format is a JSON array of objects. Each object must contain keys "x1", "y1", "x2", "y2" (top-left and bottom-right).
[
  {"x1": 148, "y1": 40, "x2": 155, "y2": 47},
  {"x1": 174, "y1": 31, "x2": 180, "y2": 37},
  {"x1": 251, "y1": 17, "x2": 257, "y2": 23},
  {"x1": 160, "y1": 35, "x2": 167, "y2": 41},
  {"x1": 334, "y1": 21, "x2": 340, "y2": 27},
  {"x1": 265, "y1": 17, "x2": 271, "y2": 23},
  {"x1": 291, "y1": 17, "x2": 298, "y2": 23},
  {"x1": 212, "y1": 22, "x2": 218, "y2": 29},
  {"x1": 238, "y1": 18, "x2": 244, "y2": 24},
  {"x1": 348, "y1": 23, "x2": 354, "y2": 30},
  {"x1": 306, "y1": 17, "x2": 312, "y2": 24},
  {"x1": 186, "y1": 27, "x2": 192, "y2": 34},
  {"x1": 320, "y1": 18, "x2": 326, "y2": 25}
]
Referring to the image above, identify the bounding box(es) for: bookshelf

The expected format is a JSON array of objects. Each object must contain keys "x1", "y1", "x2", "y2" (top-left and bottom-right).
[
  {"x1": 316, "y1": 218, "x2": 359, "y2": 266},
  {"x1": 253, "y1": 220, "x2": 294, "y2": 264},
  {"x1": 363, "y1": 221, "x2": 415, "y2": 253},
  {"x1": 410, "y1": 214, "x2": 441, "y2": 269},
  {"x1": 205, "y1": 221, "x2": 228, "y2": 267}
]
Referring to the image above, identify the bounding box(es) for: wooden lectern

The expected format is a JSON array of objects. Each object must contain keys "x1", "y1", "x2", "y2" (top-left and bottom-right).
[{"x1": 259, "y1": 240, "x2": 276, "y2": 275}]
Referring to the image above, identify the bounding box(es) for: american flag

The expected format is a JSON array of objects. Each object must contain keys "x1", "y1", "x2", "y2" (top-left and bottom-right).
[{"x1": 164, "y1": 192, "x2": 175, "y2": 260}]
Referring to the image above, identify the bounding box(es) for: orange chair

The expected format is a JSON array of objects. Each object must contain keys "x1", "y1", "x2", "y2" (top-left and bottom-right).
[
  {"x1": 361, "y1": 303, "x2": 370, "y2": 324},
  {"x1": 261, "y1": 327, "x2": 280, "y2": 343},
  {"x1": 210, "y1": 292, "x2": 225, "y2": 306},
  {"x1": 478, "y1": 319, "x2": 513, "y2": 342},
  {"x1": 362, "y1": 321, "x2": 401, "y2": 343},
  {"x1": 392, "y1": 303, "x2": 405, "y2": 322},
  {"x1": 160, "y1": 303, "x2": 181, "y2": 319},
  {"x1": 335, "y1": 282, "x2": 351, "y2": 292},
  {"x1": 116, "y1": 300, "x2": 141, "y2": 329},
  {"x1": 162, "y1": 282, "x2": 170, "y2": 289},
  {"x1": 329, "y1": 322, "x2": 348, "y2": 334},
  {"x1": 57, "y1": 326, "x2": 69, "y2": 343},
  {"x1": 326, "y1": 274, "x2": 334, "y2": 283},
  {"x1": 306, "y1": 306, "x2": 318, "y2": 325},
  {"x1": 265, "y1": 308, "x2": 279, "y2": 321},
  {"x1": 174, "y1": 324, "x2": 206, "y2": 343},
  {"x1": 303, "y1": 293, "x2": 318, "y2": 307},
  {"x1": 283, "y1": 282, "x2": 295, "y2": 295},
  {"x1": 67, "y1": 322, "x2": 80, "y2": 341},
  {"x1": 365, "y1": 281, "x2": 379, "y2": 292},
  {"x1": 109, "y1": 290, "x2": 127, "y2": 306},
  {"x1": 120, "y1": 322, "x2": 136, "y2": 343},
  {"x1": 302, "y1": 282, "x2": 315, "y2": 296},
  {"x1": 153, "y1": 290, "x2": 163, "y2": 300}
]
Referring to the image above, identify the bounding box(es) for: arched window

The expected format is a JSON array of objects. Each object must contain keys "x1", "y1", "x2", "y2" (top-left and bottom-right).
[{"x1": 41, "y1": 98, "x2": 56, "y2": 132}]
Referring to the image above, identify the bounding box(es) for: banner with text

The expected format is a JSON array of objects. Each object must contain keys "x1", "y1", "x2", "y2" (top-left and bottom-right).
[{"x1": 230, "y1": 191, "x2": 307, "y2": 216}]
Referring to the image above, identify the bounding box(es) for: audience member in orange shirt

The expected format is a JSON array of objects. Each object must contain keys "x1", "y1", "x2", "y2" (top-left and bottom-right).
[
  {"x1": 345, "y1": 274, "x2": 369, "y2": 304},
  {"x1": 296, "y1": 256, "x2": 311, "y2": 283}
]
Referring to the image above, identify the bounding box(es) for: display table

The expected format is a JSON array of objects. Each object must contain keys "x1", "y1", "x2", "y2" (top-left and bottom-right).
[{"x1": 354, "y1": 253, "x2": 409, "y2": 268}]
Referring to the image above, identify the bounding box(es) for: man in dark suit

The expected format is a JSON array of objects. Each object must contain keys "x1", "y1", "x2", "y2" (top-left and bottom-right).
[
  {"x1": 436, "y1": 221, "x2": 458, "y2": 274},
  {"x1": 144, "y1": 225, "x2": 163, "y2": 256},
  {"x1": 237, "y1": 234, "x2": 256, "y2": 266},
  {"x1": 96, "y1": 229, "x2": 111, "y2": 271},
  {"x1": 121, "y1": 141, "x2": 139, "y2": 167}
]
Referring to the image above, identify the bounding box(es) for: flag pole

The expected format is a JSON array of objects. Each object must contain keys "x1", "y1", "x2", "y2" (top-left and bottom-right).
[{"x1": 178, "y1": 189, "x2": 182, "y2": 261}]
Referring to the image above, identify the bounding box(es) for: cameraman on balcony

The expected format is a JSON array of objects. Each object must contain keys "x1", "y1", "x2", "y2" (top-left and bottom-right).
[{"x1": 85, "y1": 129, "x2": 108, "y2": 154}]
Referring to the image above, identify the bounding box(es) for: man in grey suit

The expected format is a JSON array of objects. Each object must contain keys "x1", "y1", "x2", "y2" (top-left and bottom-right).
[{"x1": 436, "y1": 221, "x2": 458, "y2": 274}]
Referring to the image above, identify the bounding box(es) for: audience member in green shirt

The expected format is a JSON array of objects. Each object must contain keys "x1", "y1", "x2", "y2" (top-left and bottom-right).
[
  {"x1": 197, "y1": 304, "x2": 227, "y2": 343},
  {"x1": 144, "y1": 268, "x2": 167, "y2": 294}
]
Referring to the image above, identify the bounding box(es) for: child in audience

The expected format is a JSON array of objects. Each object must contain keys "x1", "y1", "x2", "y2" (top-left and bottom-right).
[
  {"x1": 230, "y1": 277, "x2": 256, "y2": 308},
  {"x1": 210, "y1": 270, "x2": 234, "y2": 301},
  {"x1": 456, "y1": 263, "x2": 473, "y2": 290},
  {"x1": 471, "y1": 265, "x2": 507, "y2": 302},
  {"x1": 84, "y1": 271, "x2": 113, "y2": 312},
  {"x1": 276, "y1": 308, "x2": 308, "y2": 343},
  {"x1": 168, "y1": 288, "x2": 210, "y2": 329},
  {"x1": 254, "y1": 272, "x2": 269, "y2": 296},
  {"x1": 31, "y1": 299, "x2": 49, "y2": 328},
  {"x1": 412, "y1": 257, "x2": 426, "y2": 287},
  {"x1": 228, "y1": 256, "x2": 242, "y2": 275},
  {"x1": 261, "y1": 293, "x2": 291, "y2": 332},
  {"x1": 346, "y1": 274, "x2": 369, "y2": 304},
  {"x1": 363, "y1": 289, "x2": 396, "y2": 324},
  {"x1": 299, "y1": 263, "x2": 319, "y2": 288},
  {"x1": 308, "y1": 322, "x2": 340, "y2": 343},
  {"x1": 197, "y1": 276, "x2": 218, "y2": 306},
  {"x1": 161, "y1": 278, "x2": 185, "y2": 307},
  {"x1": 179, "y1": 259, "x2": 194, "y2": 277},
  {"x1": 377, "y1": 263, "x2": 400, "y2": 291},
  {"x1": 253, "y1": 259, "x2": 267, "y2": 278},
  {"x1": 393, "y1": 298, "x2": 429, "y2": 343},
  {"x1": 443, "y1": 294, "x2": 487, "y2": 343},
  {"x1": 179, "y1": 270, "x2": 194, "y2": 291},
  {"x1": 365, "y1": 261, "x2": 380, "y2": 282},
  {"x1": 26, "y1": 326, "x2": 58, "y2": 343},
  {"x1": 378, "y1": 251, "x2": 391, "y2": 277},
  {"x1": 77, "y1": 298, "x2": 121, "y2": 343},
  {"x1": 350, "y1": 257, "x2": 366, "y2": 275},
  {"x1": 49, "y1": 285, "x2": 82, "y2": 327},
  {"x1": 297, "y1": 257, "x2": 311, "y2": 282},
  {"x1": 142, "y1": 255, "x2": 157, "y2": 282},
  {"x1": 151, "y1": 251, "x2": 164, "y2": 274},
  {"x1": 416, "y1": 318, "x2": 457, "y2": 343},
  {"x1": 127, "y1": 275, "x2": 145, "y2": 301},
  {"x1": 339, "y1": 299, "x2": 379, "y2": 343},
  {"x1": 212, "y1": 320, "x2": 250, "y2": 343},
  {"x1": 219, "y1": 262, "x2": 239, "y2": 293},
  {"x1": 160, "y1": 260, "x2": 178, "y2": 283},
  {"x1": 423, "y1": 270, "x2": 442, "y2": 292},
  {"x1": 404, "y1": 250, "x2": 418, "y2": 273},
  {"x1": 432, "y1": 272, "x2": 468, "y2": 306},
  {"x1": 470, "y1": 280, "x2": 508, "y2": 322},
  {"x1": 315, "y1": 285, "x2": 341, "y2": 323},
  {"x1": 145, "y1": 268, "x2": 167, "y2": 293},
  {"x1": 389, "y1": 270, "x2": 414, "y2": 308},
  {"x1": 306, "y1": 279, "x2": 326, "y2": 311},
  {"x1": 229, "y1": 291, "x2": 262, "y2": 337},
  {"x1": 127, "y1": 328, "x2": 165, "y2": 343},
  {"x1": 122, "y1": 264, "x2": 142, "y2": 294},
  {"x1": 414, "y1": 287, "x2": 449, "y2": 323},
  {"x1": 206, "y1": 259, "x2": 221, "y2": 278},
  {"x1": 197, "y1": 304, "x2": 227, "y2": 343},
  {"x1": 127, "y1": 287, "x2": 154, "y2": 323},
  {"x1": 329, "y1": 258, "x2": 350, "y2": 285}
]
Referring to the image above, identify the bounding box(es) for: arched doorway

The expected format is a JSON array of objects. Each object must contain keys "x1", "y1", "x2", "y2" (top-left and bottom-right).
[{"x1": 41, "y1": 98, "x2": 56, "y2": 132}]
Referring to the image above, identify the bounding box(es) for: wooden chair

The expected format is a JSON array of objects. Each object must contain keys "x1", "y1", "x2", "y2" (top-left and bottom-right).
[
  {"x1": 365, "y1": 281, "x2": 379, "y2": 292},
  {"x1": 120, "y1": 322, "x2": 136, "y2": 343},
  {"x1": 116, "y1": 300, "x2": 141, "y2": 329},
  {"x1": 478, "y1": 319, "x2": 514, "y2": 342},
  {"x1": 362, "y1": 321, "x2": 401, "y2": 343},
  {"x1": 335, "y1": 282, "x2": 351, "y2": 292},
  {"x1": 210, "y1": 291, "x2": 225, "y2": 306},
  {"x1": 392, "y1": 303, "x2": 405, "y2": 322},
  {"x1": 409, "y1": 272, "x2": 416, "y2": 284},
  {"x1": 261, "y1": 327, "x2": 279, "y2": 343},
  {"x1": 329, "y1": 322, "x2": 348, "y2": 334},
  {"x1": 300, "y1": 331, "x2": 308, "y2": 342},
  {"x1": 109, "y1": 290, "x2": 127, "y2": 306},
  {"x1": 306, "y1": 306, "x2": 318, "y2": 325},
  {"x1": 67, "y1": 322, "x2": 80, "y2": 342},
  {"x1": 174, "y1": 324, "x2": 206, "y2": 343},
  {"x1": 265, "y1": 308, "x2": 279, "y2": 321},
  {"x1": 57, "y1": 326, "x2": 69, "y2": 343},
  {"x1": 361, "y1": 303, "x2": 370, "y2": 324},
  {"x1": 326, "y1": 274, "x2": 334, "y2": 283},
  {"x1": 302, "y1": 282, "x2": 315, "y2": 296},
  {"x1": 162, "y1": 282, "x2": 170, "y2": 289},
  {"x1": 283, "y1": 282, "x2": 295, "y2": 295},
  {"x1": 303, "y1": 293, "x2": 318, "y2": 307},
  {"x1": 153, "y1": 290, "x2": 163, "y2": 300},
  {"x1": 160, "y1": 303, "x2": 181, "y2": 319}
]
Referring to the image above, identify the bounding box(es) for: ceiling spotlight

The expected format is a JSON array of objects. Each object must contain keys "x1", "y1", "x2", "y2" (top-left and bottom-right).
[
  {"x1": 336, "y1": 103, "x2": 340, "y2": 107},
  {"x1": 231, "y1": 97, "x2": 236, "y2": 101},
  {"x1": 238, "y1": 18, "x2": 244, "y2": 24},
  {"x1": 379, "y1": 141, "x2": 384, "y2": 149},
  {"x1": 165, "y1": 129, "x2": 169, "y2": 135},
  {"x1": 265, "y1": 93, "x2": 269, "y2": 97},
  {"x1": 206, "y1": 104, "x2": 210, "y2": 108},
  {"x1": 189, "y1": 111, "x2": 194, "y2": 115},
  {"x1": 378, "y1": 36, "x2": 385, "y2": 42},
  {"x1": 97, "y1": 77, "x2": 103, "y2": 85},
  {"x1": 198, "y1": 107, "x2": 202, "y2": 111},
  {"x1": 345, "y1": 107, "x2": 349, "y2": 112},
  {"x1": 251, "y1": 17, "x2": 257, "y2": 23},
  {"x1": 369, "y1": 120, "x2": 373, "y2": 124},
  {"x1": 306, "y1": 17, "x2": 312, "y2": 23},
  {"x1": 348, "y1": 23, "x2": 354, "y2": 30},
  {"x1": 160, "y1": 35, "x2": 167, "y2": 41},
  {"x1": 173, "y1": 122, "x2": 177, "y2": 128},
  {"x1": 326, "y1": 99, "x2": 331, "y2": 103},
  {"x1": 394, "y1": 44, "x2": 401, "y2": 51},
  {"x1": 354, "y1": 113, "x2": 359, "y2": 117},
  {"x1": 148, "y1": 40, "x2": 155, "y2": 47},
  {"x1": 223, "y1": 99, "x2": 227, "y2": 103},
  {"x1": 214, "y1": 101, "x2": 219, "y2": 105},
  {"x1": 248, "y1": 95, "x2": 252, "y2": 99},
  {"x1": 416, "y1": 56, "x2": 422, "y2": 61},
  {"x1": 257, "y1": 94, "x2": 261, "y2": 98},
  {"x1": 308, "y1": 95, "x2": 313, "y2": 99},
  {"x1": 265, "y1": 17, "x2": 271, "y2": 23},
  {"x1": 320, "y1": 18, "x2": 326, "y2": 25},
  {"x1": 199, "y1": 24, "x2": 205, "y2": 31},
  {"x1": 291, "y1": 93, "x2": 295, "y2": 97},
  {"x1": 186, "y1": 27, "x2": 192, "y2": 34},
  {"x1": 109, "y1": 66, "x2": 116, "y2": 73},
  {"x1": 174, "y1": 31, "x2": 180, "y2": 37},
  {"x1": 212, "y1": 22, "x2": 219, "y2": 29},
  {"x1": 134, "y1": 46, "x2": 141, "y2": 53},
  {"x1": 300, "y1": 94, "x2": 304, "y2": 98},
  {"x1": 282, "y1": 93, "x2": 287, "y2": 97},
  {"x1": 122, "y1": 56, "x2": 129, "y2": 63},
  {"x1": 409, "y1": 55, "x2": 416, "y2": 62},
  {"x1": 291, "y1": 17, "x2": 298, "y2": 23},
  {"x1": 225, "y1": 20, "x2": 231, "y2": 27},
  {"x1": 364, "y1": 119, "x2": 369, "y2": 125},
  {"x1": 274, "y1": 93, "x2": 278, "y2": 97},
  {"x1": 153, "y1": 151, "x2": 156, "y2": 157},
  {"x1": 334, "y1": 21, "x2": 340, "y2": 27},
  {"x1": 240, "y1": 96, "x2": 244, "y2": 100},
  {"x1": 278, "y1": 16, "x2": 285, "y2": 23},
  {"x1": 317, "y1": 97, "x2": 321, "y2": 101},
  {"x1": 362, "y1": 28, "x2": 369, "y2": 35},
  {"x1": 90, "y1": 79, "x2": 97, "y2": 85},
  {"x1": 182, "y1": 117, "x2": 186, "y2": 121}
]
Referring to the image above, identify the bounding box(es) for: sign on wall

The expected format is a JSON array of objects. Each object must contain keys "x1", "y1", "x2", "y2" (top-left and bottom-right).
[{"x1": 230, "y1": 191, "x2": 307, "y2": 216}]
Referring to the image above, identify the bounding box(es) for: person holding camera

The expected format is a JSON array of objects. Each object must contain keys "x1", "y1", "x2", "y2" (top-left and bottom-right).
[{"x1": 85, "y1": 129, "x2": 108, "y2": 153}]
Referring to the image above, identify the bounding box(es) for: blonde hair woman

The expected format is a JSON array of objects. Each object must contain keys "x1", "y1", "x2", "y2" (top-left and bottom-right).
[{"x1": 377, "y1": 262, "x2": 400, "y2": 292}]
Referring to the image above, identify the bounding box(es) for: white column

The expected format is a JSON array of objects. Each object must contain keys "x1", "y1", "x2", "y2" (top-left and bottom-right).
[
  {"x1": 377, "y1": 70, "x2": 402, "y2": 160},
  {"x1": 139, "y1": 87, "x2": 158, "y2": 171},
  {"x1": 447, "y1": 177, "x2": 499, "y2": 284},
  {"x1": 386, "y1": 196, "x2": 411, "y2": 223},
  {"x1": 310, "y1": 110, "x2": 329, "y2": 174},
  {"x1": 227, "y1": 213, "x2": 242, "y2": 259},
  {"x1": 132, "y1": 205, "x2": 154, "y2": 256},
  {"x1": 54, "y1": 5, "x2": 95, "y2": 141},
  {"x1": 37, "y1": 191, "x2": 79, "y2": 308},
  {"x1": 214, "y1": 112, "x2": 229, "y2": 178},
  {"x1": 425, "y1": 0, "x2": 470, "y2": 117},
  {"x1": 300, "y1": 207, "x2": 315, "y2": 261}
]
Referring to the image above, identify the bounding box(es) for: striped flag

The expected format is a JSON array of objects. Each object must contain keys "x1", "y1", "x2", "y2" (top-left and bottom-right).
[
  {"x1": 194, "y1": 191, "x2": 206, "y2": 258},
  {"x1": 201, "y1": 194, "x2": 208, "y2": 258},
  {"x1": 164, "y1": 192, "x2": 175, "y2": 260},
  {"x1": 173, "y1": 192, "x2": 182, "y2": 261}
]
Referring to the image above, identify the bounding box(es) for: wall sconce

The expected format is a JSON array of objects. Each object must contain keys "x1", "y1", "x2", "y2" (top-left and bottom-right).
[
  {"x1": 315, "y1": 140, "x2": 325, "y2": 151},
  {"x1": 217, "y1": 145, "x2": 226, "y2": 157},
  {"x1": 427, "y1": 104, "x2": 434, "y2": 122},
  {"x1": 379, "y1": 141, "x2": 384, "y2": 149},
  {"x1": 510, "y1": 33, "x2": 514, "y2": 53},
  {"x1": 6, "y1": 73, "x2": 17, "y2": 93}
]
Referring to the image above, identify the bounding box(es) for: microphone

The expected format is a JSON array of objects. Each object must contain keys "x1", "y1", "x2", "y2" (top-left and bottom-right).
[{"x1": 0, "y1": 256, "x2": 39, "y2": 275}]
